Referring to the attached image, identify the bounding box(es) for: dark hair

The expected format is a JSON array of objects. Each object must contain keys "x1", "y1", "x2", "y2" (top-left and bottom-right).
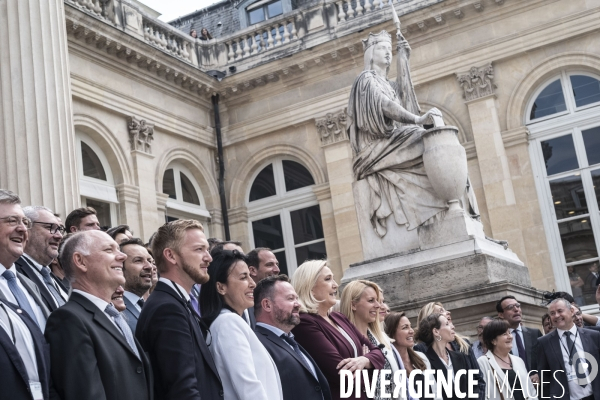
[
  {"x1": 384, "y1": 312, "x2": 427, "y2": 370},
  {"x1": 65, "y1": 207, "x2": 97, "y2": 232},
  {"x1": 200, "y1": 250, "x2": 247, "y2": 327},
  {"x1": 541, "y1": 313, "x2": 551, "y2": 325},
  {"x1": 208, "y1": 237, "x2": 222, "y2": 250},
  {"x1": 106, "y1": 225, "x2": 132, "y2": 240},
  {"x1": 496, "y1": 295, "x2": 517, "y2": 313},
  {"x1": 482, "y1": 319, "x2": 510, "y2": 351},
  {"x1": 211, "y1": 240, "x2": 243, "y2": 255},
  {"x1": 120, "y1": 237, "x2": 145, "y2": 251},
  {"x1": 246, "y1": 247, "x2": 271, "y2": 268},
  {"x1": 415, "y1": 313, "x2": 443, "y2": 345},
  {"x1": 200, "y1": 28, "x2": 212, "y2": 39},
  {"x1": 253, "y1": 275, "x2": 290, "y2": 315}
]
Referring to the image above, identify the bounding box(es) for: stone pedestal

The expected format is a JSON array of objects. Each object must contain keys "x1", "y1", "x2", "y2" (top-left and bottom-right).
[{"x1": 0, "y1": 0, "x2": 79, "y2": 215}]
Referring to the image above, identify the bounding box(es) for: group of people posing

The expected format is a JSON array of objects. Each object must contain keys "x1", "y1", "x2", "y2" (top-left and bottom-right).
[{"x1": 2, "y1": 187, "x2": 600, "y2": 400}]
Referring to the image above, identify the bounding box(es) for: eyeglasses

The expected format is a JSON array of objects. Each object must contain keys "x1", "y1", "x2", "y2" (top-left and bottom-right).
[
  {"x1": 503, "y1": 303, "x2": 521, "y2": 311},
  {"x1": 32, "y1": 222, "x2": 66, "y2": 235},
  {"x1": 0, "y1": 216, "x2": 32, "y2": 229}
]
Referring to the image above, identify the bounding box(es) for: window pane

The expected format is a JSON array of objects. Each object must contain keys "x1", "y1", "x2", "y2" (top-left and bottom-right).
[
  {"x1": 252, "y1": 215, "x2": 284, "y2": 249},
  {"x1": 283, "y1": 160, "x2": 315, "y2": 191},
  {"x1": 570, "y1": 75, "x2": 600, "y2": 108},
  {"x1": 273, "y1": 250, "x2": 288, "y2": 276},
  {"x1": 249, "y1": 164, "x2": 276, "y2": 201},
  {"x1": 541, "y1": 134, "x2": 579, "y2": 176},
  {"x1": 162, "y1": 169, "x2": 177, "y2": 199},
  {"x1": 558, "y1": 218, "x2": 597, "y2": 263},
  {"x1": 549, "y1": 174, "x2": 587, "y2": 219},
  {"x1": 592, "y1": 169, "x2": 600, "y2": 208},
  {"x1": 180, "y1": 172, "x2": 200, "y2": 205},
  {"x1": 290, "y1": 205, "x2": 324, "y2": 245},
  {"x1": 570, "y1": 261, "x2": 600, "y2": 306},
  {"x1": 582, "y1": 126, "x2": 600, "y2": 166},
  {"x1": 267, "y1": 1, "x2": 282, "y2": 17},
  {"x1": 295, "y1": 241, "x2": 327, "y2": 266},
  {"x1": 249, "y1": 8, "x2": 265, "y2": 24},
  {"x1": 81, "y1": 142, "x2": 107, "y2": 180},
  {"x1": 530, "y1": 79, "x2": 567, "y2": 120},
  {"x1": 85, "y1": 198, "x2": 111, "y2": 228}
]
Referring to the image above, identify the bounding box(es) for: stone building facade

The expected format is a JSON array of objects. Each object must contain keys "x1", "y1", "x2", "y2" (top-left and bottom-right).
[{"x1": 1, "y1": 0, "x2": 600, "y2": 320}]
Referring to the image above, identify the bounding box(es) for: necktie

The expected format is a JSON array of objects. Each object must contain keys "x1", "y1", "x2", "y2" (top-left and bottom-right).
[
  {"x1": 512, "y1": 329, "x2": 528, "y2": 367},
  {"x1": 137, "y1": 298, "x2": 145, "y2": 309},
  {"x1": 189, "y1": 294, "x2": 200, "y2": 315},
  {"x1": 281, "y1": 333, "x2": 314, "y2": 376},
  {"x1": 39, "y1": 266, "x2": 65, "y2": 306},
  {"x1": 1, "y1": 270, "x2": 40, "y2": 327},
  {"x1": 564, "y1": 331, "x2": 588, "y2": 388},
  {"x1": 105, "y1": 303, "x2": 140, "y2": 359}
]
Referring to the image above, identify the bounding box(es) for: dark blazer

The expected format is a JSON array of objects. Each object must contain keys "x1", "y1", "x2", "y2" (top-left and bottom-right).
[
  {"x1": 425, "y1": 345, "x2": 480, "y2": 400},
  {"x1": 123, "y1": 293, "x2": 141, "y2": 334},
  {"x1": 15, "y1": 256, "x2": 66, "y2": 312},
  {"x1": 537, "y1": 327, "x2": 600, "y2": 400},
  {"x1": 292, "y1": 311, "x2": 385, "y2": 400},
  {"x1": 136, "y1": 281, "x2": 223, "y2": 400},
  {"x1": 0, "y1": 299, "x2": 51, "y2": 400},
  {"x1": 520, "y1": 325, "x2": 542, "y2": 372},
  {"x1": 255, "y1": 324, "x2": 332, "y2": 400},
  {"x1": 45, "y1": 292, "x2": 153, "y2": 400},
  {"x1": 246, "y1": 305, "x2": 257, "y2": 330},
  {"x1": 0, "y1": 270, "x2": 51, "y2": 321}
]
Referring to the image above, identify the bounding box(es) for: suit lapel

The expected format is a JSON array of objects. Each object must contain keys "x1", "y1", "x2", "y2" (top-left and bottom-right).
[
  {"x1": 257, "y1": 325, "x2": 317, "y2": 379},
  {"x1": 521, "y1": 327, "x2": 533, "y2": 368},
  {"x1": 548, "y1": 330, "x2": 565, "y2": 368},
  {"x1": 123, "y1": 295, "x2": 141, "y2": 319},
  {"x1": 0, "y1": 323, "x2": 30, "y2": 386},
  {"x1": 16, "y1": 272, "x2": 50, "y2": 318},
  {"x1": 426, "y1": 346, "x2": 449, "y2": 379},
  {"x1": 328, "y1": 313, "x2": 359, "y2": 357},
  {"x1": 16, "y1": 257, "x2": 56, "y2": 311}
]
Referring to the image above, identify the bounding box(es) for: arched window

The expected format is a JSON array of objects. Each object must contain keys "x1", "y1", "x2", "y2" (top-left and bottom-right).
[
  {"x1": 247, "y1": 159, "x2": 324, "y2": 276},
  {"x1": 528, "y1": 71, "x2": 600, "y2": 307},
  {"x1": 161, "y1": 163, "x2": 210, "y2": 230},
  {"x1": 76, "y1": 133, "x2": 117, "y2": 228}
]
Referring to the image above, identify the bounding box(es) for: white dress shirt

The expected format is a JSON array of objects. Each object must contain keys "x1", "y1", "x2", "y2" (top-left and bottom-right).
[
  {"x1": 159, "y1": 277, "x2": 190, "y2": 301},
  {"x1": 71, "y1": 289, "x2": 118, "y2": 329},
  {"x1": 556, "y1": 325, "x2": 593, "y2": 400},
  {"x1": 439, "y1": 350, "x2": 454, "y2": 382},
  {"x1": 23, "y1": 254, "x2": 68, "y2": 304},
  {"x1": 0, "y1": 302, "x2": 39, "y2": 382},
  {"x1": 123, "y1": 291, "x2": 143, "y2": 312},
  {"x1": 0, "y1": 263, "x2": 47, "y2": 331}
]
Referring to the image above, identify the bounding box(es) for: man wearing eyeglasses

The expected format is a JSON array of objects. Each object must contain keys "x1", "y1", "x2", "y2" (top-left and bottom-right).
[
  {"x1": 0, "y1": 190, "x2": 50, "y2": 331},
  {"x1": 496, "y1": 295, "x2": 542, "y2": 383},
  {"x1": 15, "y1": 206, "x2": 68, "y2": 312}
]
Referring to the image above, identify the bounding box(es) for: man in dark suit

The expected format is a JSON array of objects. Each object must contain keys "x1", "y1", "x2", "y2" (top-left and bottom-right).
[
  {"x1": 246, "y1": 247, "x2": 281, "y2": 330},
  {"x1": 16, "y1": 206, "x2": 68, "y2": 312},
  {"x1": 45, "y1": 230, "x2": 153, "y2": 400},
  {"x1": 254, "y1": 274, "x2": 331, "y2": 400},
  {"x1": 497, "y1": 295, "x2": 542, "y2": 382},
  {"x1": 0, "y1": 298, "x2": 51, "y2": 400},
  {"x1": 120, "y1": 238, "x2": 153, "y2": 333},
  {"x1": 136, "y1": 219, "x2": 223, "y2": 400},
  {"x1": 538, "y1": 298, "x2": 600, "y2": 400},
  {"x1": 0, "y1": 190, "x2": 50, "y2": 331}
]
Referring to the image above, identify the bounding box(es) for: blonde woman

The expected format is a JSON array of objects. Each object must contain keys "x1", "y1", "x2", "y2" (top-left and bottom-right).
[
  {"x1": 340, "y1": 280, "x2": 400, "y2": 400},
  {"x1": 291, "y1": 260, "x2": 385, "y2": 400}
]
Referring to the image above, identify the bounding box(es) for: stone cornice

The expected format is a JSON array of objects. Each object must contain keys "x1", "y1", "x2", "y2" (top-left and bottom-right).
[
  {"x1": 116, "y1": 183, "x2": 140, "y2": 203},
  {"x1": 228, "y1": 206, "x2": 249, "y2": 224},
  {"x1": 313, "y1": 183, "x2": 332, "y2": 202},
  {"x1": 502, "y1": 126, "x2": 529, "y2": 148}
]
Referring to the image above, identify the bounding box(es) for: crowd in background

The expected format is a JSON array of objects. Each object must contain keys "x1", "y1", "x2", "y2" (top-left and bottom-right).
[{"x1": 2, "y1": 187, "x2": 600, "y2": 400}]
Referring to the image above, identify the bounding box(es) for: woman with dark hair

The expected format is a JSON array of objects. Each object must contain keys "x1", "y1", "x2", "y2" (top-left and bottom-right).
[
  {"x1": 199, "y1": 250, "x2": 282, "y2": 400},
  {"x1": 477, "y1": 319, "x2": 537, "y2": 400},
  {"x1": 416, "y1": 313, "x2": 480, "y2": 400},
  {"x1": 199, "y1": 28, "x2": 212, "y2": 40}
]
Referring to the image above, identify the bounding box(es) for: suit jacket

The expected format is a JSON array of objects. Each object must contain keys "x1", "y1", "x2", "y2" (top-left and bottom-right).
[
  {"x1": 537, "y1": 327, "x2": 600, "y2": 400},
  {"x1": 246, "y1": 305, "x2": 257, "y2": 330},
  {"x1": 136, "y1": 281, "x2": 223, "y2": 400},
  {"x1": 0, "y1": 270, "x2": 51, "y2": 321},
  {"x1": 425, "y1": 345, "x2": 480, "y2": 400},
  {"x1": 584, "y1": 272, "x2": 599, "y2": 291},
  {"x1": 292, "y1": 311, "x2": 385, "y2": 400},
  {"x1": 0, "y1": 299, "x2": 51, "y2": 400},
  {"x1": 123, "y1": 293, "x2": 141, "y2": 334},
  {"x1": 256, "y1": 324, "x2": 332, "y2": 400},
  {"x1": 15, "y1": 256, "x2": 66, "y2": 312},
  {"x1": 45, "y1": 292, "x2": 153, "y2": 400},
  {"x1": 477, "y1": 350, "x2": 538, "y2": 400},
  {"x1": 520, "y1": 326, "x2": 542, "y2": 373}
]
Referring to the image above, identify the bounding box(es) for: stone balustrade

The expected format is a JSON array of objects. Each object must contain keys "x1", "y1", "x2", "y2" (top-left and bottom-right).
[{"x1": 142, "y1": 20, "x2": 199, "y2": 66}]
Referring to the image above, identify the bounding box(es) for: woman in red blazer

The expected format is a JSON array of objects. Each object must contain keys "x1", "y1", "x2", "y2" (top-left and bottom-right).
[{"x1": 291, "y1": 260, "x2": 385, "y2": 400}]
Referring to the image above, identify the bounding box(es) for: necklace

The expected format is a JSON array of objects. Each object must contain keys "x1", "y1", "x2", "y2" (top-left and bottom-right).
[{"x1": 493, "y1": 352, "x2": 512, "y2": 367}]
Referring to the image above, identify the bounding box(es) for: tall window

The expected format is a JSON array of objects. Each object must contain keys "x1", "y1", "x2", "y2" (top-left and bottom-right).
[
  {"x1": 76, "y1": 133, "x2": 117, "y2": 227},
  {"x1": 528, "y1": 71, "x2": 600, "y2": 307},
  {"x1": 248, "y1": 159, "x2": 326, "y2": 276},
  {"x1": 247, "y1": 0, "x2": 282, "y2": 25},
  {"x1": 161, "y1": 163, "x2": 210, "y2": 233}
]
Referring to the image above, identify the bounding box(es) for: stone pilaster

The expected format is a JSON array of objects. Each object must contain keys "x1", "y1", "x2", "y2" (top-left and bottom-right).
[
  {"x1": 228, "y1": 206, "x2": 249, "y2": 250},
  {"x1": 116, "y1": 183, "x2": 141, "y2": 237},
  {"x1": 0, "y1": 0, "x2": 79, "y2": 215},
  {"x1": 130, "y1": 150, "x2": 159, "y2": 240}
]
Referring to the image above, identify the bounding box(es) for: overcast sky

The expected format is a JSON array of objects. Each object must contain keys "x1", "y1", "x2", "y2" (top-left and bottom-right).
[{"x1": 139, "y1": 0, "x2": 220, "y2": 21}]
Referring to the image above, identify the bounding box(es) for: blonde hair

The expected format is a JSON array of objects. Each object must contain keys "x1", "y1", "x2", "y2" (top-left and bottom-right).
[
  {"x1": 152, "y1": 219, "x2": 204, "y2": 274},
  {"x1": 416, "y1": 301, "x2": 470, "y2": 354},
  {"x1": 340, "y1": 280, "x2": 390, "y2": 350},
  {"x1": 291, "y1": 259, "x2": 329, "y2": 314}
]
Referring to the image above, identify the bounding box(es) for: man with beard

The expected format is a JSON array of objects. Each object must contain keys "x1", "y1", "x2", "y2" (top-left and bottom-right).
[
  {"x1": 254, "y1": 275, "x2": 331, "y2": 400},
  {"x1": 120, "y1": 238, "x2": 153, "y2": 333},
  {"x1": 136, "y1": 219, "x2": 223, "y2": 400},
  {"x1": 245, "y1": 248, "x2": 281, "y2": 329}
]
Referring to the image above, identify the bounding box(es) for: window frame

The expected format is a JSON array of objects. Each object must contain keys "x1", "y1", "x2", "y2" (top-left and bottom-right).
[
  {"x1": 163, "y1": 163, "x2": 210, "y2": 219},
  {"x1": 246, "y1": 0, "x2": 283, "y2": 25}
]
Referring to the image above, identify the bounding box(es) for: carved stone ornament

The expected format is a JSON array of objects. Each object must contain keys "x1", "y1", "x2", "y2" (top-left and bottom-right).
[
  {"x1": 316, "y1": 109, "x2": 349, "y2": 146},
  {"x1": 456, "y1": 63, "x2": 496, "y2": 102},
  {"x1": 127, "y1": 116, "x2": 154, "y2": 153}
]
